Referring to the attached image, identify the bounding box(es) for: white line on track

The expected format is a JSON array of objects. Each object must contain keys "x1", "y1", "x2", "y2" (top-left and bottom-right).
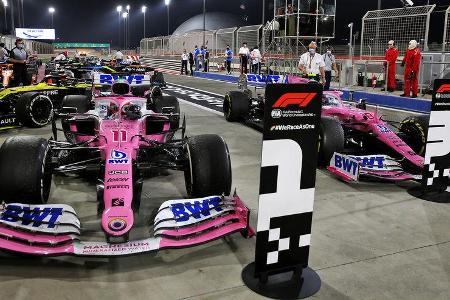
[
  {"x1": 166, "y1": 82, "x2": 226, "y2": 98},
  {"x1": 177, "y1": 98, "x2": 223, "y2": 116}
]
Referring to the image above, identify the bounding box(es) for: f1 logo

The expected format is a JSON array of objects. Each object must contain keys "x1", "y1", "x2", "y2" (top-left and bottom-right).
[
  {"x1": 436, "y1": 84, "x2": 450, "y2": 93},
  {"x1": 272, "y1": 93, "x2": 317, "y2": 108}
]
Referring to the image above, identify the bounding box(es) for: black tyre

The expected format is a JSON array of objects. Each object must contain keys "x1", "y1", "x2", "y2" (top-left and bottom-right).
[
  {"x1": 399, "y1": 115, "x2": 429, "y2": 156},
  {"x1": 223, "y1": 91, "x2": 250, "y2": 122},
  {"x1": 184, "y1": 134, "x2": 232, "y2": 197},
  {"x1": 153, "y1": 96, "x2": 180, "y2": 129},
  {"x1": 15, "y1": 92, "x2": 54, "y2": 128},
  {"x1": 151, "y1": 71, "x2": 166, "y2": 87},
  {"x1": 0, "y1": 136, "x2": 52, "y2": 204},
  {"x1": 318, "y1": 117, "x2": 345, "y2": 167},
  {"x1": 131, "y1": 84, "x2": 151, "y2": 97},
  {"x1": 61, "y1": 95, "x2": 91, "y2": 113}
]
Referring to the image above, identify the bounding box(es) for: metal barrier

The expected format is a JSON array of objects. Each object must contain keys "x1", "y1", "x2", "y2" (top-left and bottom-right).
[
  {"x1": 236, "y1": 25, "x2": 263, "y2": 50},
  {"x1": 215, "y1": 27, "x2": 237, "y2": 56},
  {"x1": 360, "y1": 5, "x2": 435, "y2": 57}
]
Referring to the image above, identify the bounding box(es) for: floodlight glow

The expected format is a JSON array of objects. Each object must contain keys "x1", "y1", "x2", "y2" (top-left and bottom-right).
[
  {"x1": 117, "y1": 5, "x2": 122, "y2": 12},
  {"x1": 141, "y1": 6, "x2": 147, "y2": 13},
  {"x1": 49, "y1": 7, "x2": 55, "y2": 13},
  {"x1": 122, "y1": 12, "x2": 128, "y2": 19},
  {"x1": 165, "y1": 0, "x2": 170, "y2": 6}
]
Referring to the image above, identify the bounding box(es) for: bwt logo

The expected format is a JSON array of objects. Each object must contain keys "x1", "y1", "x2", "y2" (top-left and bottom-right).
[
  {"x1": 99, "y1": 74, "x2": 145, "y2": 85},
  {"x1": 171, "y1": 197, "x2": 223, "y2": 222},
  {"x1": 1, "y1": 205, "x2": 63, "y2": 228},
  {"x1": 247, "y1": 74, "x2": 286, "y2": 83},
  {"x1": 273, "y1": 93, "x2": 317, "y2": 108},
  {"x1": 351, "y1": 156, "x2": 385, "y2": 169},
  {"x1": 108, "y1": 150, "x2": 129, "y2": 164},
  {"x1": 334, "y1": 154, "x2": 358, "y2": 175}
]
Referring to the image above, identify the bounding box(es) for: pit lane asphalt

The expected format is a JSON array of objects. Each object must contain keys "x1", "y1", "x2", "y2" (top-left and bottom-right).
[{"x1": 0, "y1": 74, "x2": 448, "y2": 300}]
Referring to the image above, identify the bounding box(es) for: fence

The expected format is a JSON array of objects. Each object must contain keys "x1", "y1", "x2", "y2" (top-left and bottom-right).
[
  {"x1": 360, "y1": 5, "x2": 435, "y2": 57},
  {"x1": 443, "y1": 6, "x2": 450, "y2": 52}
]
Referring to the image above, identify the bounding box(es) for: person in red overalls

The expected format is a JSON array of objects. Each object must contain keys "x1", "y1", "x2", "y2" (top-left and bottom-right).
[
  {"x1": 401, "y1": 40, "x2": 421, "y2": 98},
  {"x1": 383, "y1": 40, "x2": 399, "y2": 92}
]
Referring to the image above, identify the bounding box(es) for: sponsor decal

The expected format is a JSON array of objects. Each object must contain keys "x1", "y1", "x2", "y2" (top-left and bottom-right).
[
  {"x1": 436, "y1": 84, "x2": 450, "y2": 93},
  {"x1": 112, "y1": 198, "x2": 125, "y2": 207},
  {"x1": 108, "y1": 150, "x2": 129, "y2": 164},
  {"x1": 0, "y1": 117, "x2": 16, "y2": 126},
  {"x1": 41, "y1": 90, "x2": 59, "y2": 96},
  {"x1": 108, "y1": 217, "x2": 127, "y2": 232},
  {"x1": 333, "y1": 153, "x2": 359, "y2": 176},
  {"x1": 171, "y1": 197, "x2": 223, "y2": 222},
  {"x1": 96, "y1": 74, "x2": 145, "y2": 85},
  {"x1": 0, "y1": 205, "x2": 63, "y2": 228},
  {"x1": 107, "y1": 178, "x2": 129, "y2": 183},
  {"x1": 270, "y1": 110, "x2": 315, "y2": 119},
  {"x1": 350, "y1": 156, "x2": 385, "y2": 169},
  {"x1": 376, "y1": 124, "x2": 392, "y2": 133},
  {"x1": 247, "y1": 74, "x2": 287, "y2": 84},
  {"x1": 106, "y1": 185, "x2": 130, "y2": 190},
  {"x1": 272, "y1": 93, "x2": 317, "y2": 108},
  {"x1": 271, "y1": 109, "x2": 282, "y2": 118},
  {"x1": 108, "y1": 170, "x2": 129, "y2": 175},
  {"x1": 270, "y1": 124, "x2": 315, "y2": 131}
]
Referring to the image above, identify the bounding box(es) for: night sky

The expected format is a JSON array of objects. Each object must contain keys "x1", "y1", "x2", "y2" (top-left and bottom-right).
[{"x1": 1, "y1": 0, "x2": 450, "y2": 47}]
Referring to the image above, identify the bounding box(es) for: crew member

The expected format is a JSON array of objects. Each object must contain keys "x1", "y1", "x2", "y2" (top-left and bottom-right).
[
  {"x1": 204, "y1": 46, "x2": 209, "y2": 72},
  {"x1": 251, "y1": 46, "x2": 262, "y2": 74},
  {"x1": 323, "y1": 46, "x2": 338, "y2": 90},
  {"x1": 188, "y1": 52, "x2": 194, "y2": 76},
  {"x1": 225, "y1": 45, "x2": 233, "y2": 75},
  {"x1": 384, "y1": 40, "x2": 399, "y2": 92},
  {"x1": 401, "y1": 40, "x2": 421, "y2": 98},
  {"x1": 0, "y1": 43, "x2": 8, "y2": 63},
  {"x1": 194, "y1": 45, "x2": 200, "y2": 71},
  {"x1": 181, "y1": 49, "x2": 189, "y2": 75},
  {"x1": 8, "y1": 39, "x2": 29, "y2": 87},
  {"x1": 298, "y1": 41, "x2": 325, "y2": 85},
  {"x1": 54, "y1": 52, "x2": 67, "y2": 61},
  {"x1": 114, "y1": 50, "x2": 124, "y2": 64},
  {"x1": 238, "y1": 42, "x2": 250, "y2": 74}
]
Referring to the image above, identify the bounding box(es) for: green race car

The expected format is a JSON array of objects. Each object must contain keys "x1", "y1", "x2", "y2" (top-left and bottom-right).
[{"x1": 0, "y1": 75, "x2": 93, "y2": 130}]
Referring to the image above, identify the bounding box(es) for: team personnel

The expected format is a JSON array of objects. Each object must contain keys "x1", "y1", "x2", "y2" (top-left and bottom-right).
[
  {"x1": 225, "y1": 45, "x2": 233, "y2": 75},
  {"x1": 323, "y1": 46, "x2": 339, "y2": 90},
  {"x1": 238, "y1": 42, "x2": 250, "y2": 74},
  {"x1": 401, "y1": 40, "x2": 421, "y2": 98},
  {"x1": 194, "y1": 45, "x2": 200, "y2": 71},
  {"x1": 8, "y1": 39, "x2": 29, "y2": 87},
  {"x1": 188, "y1": 52, "x2": 194, "y2": 76},
  {"x1": 0, "y1": 43, "x2": 9, "y2": 63},
  {"x1": 384, "y1": 40, "x2": 399, "y2": 92},
  {"x1": 298, "y1": 41, "x2": 325, "y2": 85},
  {"x1": 181, "y1": 49, "x2": 189, "y2": 75},
  {"x1": 114, "y1": 50, "x2": 124, "y2": 64},
  {"x1": 204, "y1": 46, "x2": 209, "y2": 72},
  {"x1": 251, "y1": 46, "x2": 262, "y2": 74},
  {"x1": 54, "y1": 52, "x2": 67, "y2": 61}
]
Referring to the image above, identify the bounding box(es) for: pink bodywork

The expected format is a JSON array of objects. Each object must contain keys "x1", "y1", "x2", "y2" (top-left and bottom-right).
[{"x1": 68, "y1": 95, "x2": 170, "y2": 237}]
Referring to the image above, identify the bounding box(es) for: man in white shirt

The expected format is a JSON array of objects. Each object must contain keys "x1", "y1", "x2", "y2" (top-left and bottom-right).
[
  {"x1": 54, "y1": 52, "x2": 67, "y2": 61},
  {"x1": 181, "y1": 49, "x2": 189, "y2": 75},
  {"x1": 0, "y1": 43, "x2": 8, "y2": 63},
  {"x1": 250, "y1": 46, "x2": 262, "y2": 74},
  {"x1": 238, "y1": 42, "x2": 250, "y2": 74},
  {"x1": 298, "y1": 41, "x2": 325, "y2": 85},
  {"x1": 114, "y1": 50, "x2": 124, "y2": 64}
]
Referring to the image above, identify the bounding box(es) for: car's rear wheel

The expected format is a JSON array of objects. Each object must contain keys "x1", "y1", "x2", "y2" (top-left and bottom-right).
[
  {"x1": 184, "y1": 134, "x2": 232, "y2": 197},
  {"x1": 0, "y1": 136, "x2": 52, "y2": 204},
  {"x1": 399, "y1": 115, "x2": 429, "y2": 156},
  {"x1": 60, "y1": 95, "x2": 91, "y2": 143},
  {"x1": 15, "y1": 92, "x2": 54, "y2": 128},
  {"x1": 318, "y1": 117, "x2": 345, "y2": 167},
  {"x1": 223, "y1": 91, "x2": 250, "y2": 122},
  {"x1": 153, "y1": 96, "x2": 180, "y2": 130}
]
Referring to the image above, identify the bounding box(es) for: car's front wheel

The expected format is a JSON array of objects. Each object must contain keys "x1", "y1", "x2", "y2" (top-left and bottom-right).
[{"x1": 15, "y1": 92, "x2": 54, "y2": 128}]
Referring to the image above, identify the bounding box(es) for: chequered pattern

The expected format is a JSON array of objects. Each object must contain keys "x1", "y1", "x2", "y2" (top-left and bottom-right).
[{"x1": 426, "y1": 163, "x2": 450, "y2": 186}]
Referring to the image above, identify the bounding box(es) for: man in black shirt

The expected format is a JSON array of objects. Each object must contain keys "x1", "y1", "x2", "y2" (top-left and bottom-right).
[{"x1": 8, "y1": 39, "x2": 29, "y2": 87}]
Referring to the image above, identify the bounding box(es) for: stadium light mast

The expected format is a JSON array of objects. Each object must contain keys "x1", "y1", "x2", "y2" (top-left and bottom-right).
[
  {"x1": 2, "y1": 0, "x2": 7, "y2": 33},
  {"x1": 49, "y1": 7, "x2": 55, "y2": 29},
  {"x1": 126, "y1": 5, "x2": 130, "y2": 49},
  {"x1": 165, "y1": 0, "x2": 170, "y2": 36},
  {"x1": 142, "y1": 5, "x2": 147, "y2": 38},
  {"x1": 202, "y1": 0, "x2": 206, "y2": 46},
  {"x1": 117, "y1": 6, "x2": 122, "y2": 49},
  {"x1": 122, "y1": 12, "x2": 128, "y2": 49}
]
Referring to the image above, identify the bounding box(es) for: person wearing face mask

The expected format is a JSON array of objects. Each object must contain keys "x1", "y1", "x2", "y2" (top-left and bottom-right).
[
  {"x1": 323, "y1": 46, "x2": 338, "y2": 90},
  {"x1": 238, "y1": 42, "x2": 250, "y2": 74},
  {"x1": 401, "y1": 40, "x2": 421, "y2": 98},
  {"x1": 8, "y1": 39, "x2": 29, "y2": 87},
  {"x1": 383, "y1": 40, "x2": 399, "y2": 92},
  {"x1": 298, "y1": 41, "x2": 325, "y2": 85}
]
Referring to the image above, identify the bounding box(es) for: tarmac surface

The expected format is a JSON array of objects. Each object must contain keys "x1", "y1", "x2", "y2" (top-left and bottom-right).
[{"x1": 0, "y1": 74, "x2": 448, "y2": 300}]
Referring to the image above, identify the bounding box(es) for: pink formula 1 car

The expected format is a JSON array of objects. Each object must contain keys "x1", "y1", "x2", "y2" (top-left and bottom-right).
[
  {"x1": 0, "y1": 82, "x2": 253, "y2": 257},
  {"x1": 224, "y1": 77, "x2": 429, "y2": 182}
]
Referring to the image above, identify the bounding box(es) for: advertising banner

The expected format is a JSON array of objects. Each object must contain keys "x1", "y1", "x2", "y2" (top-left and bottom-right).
[
  {"x1": 422, "y1": 79, "x2": 450, "y2": 192},
  {"x1": 253, "y1": 83, "x2": 322, "y2": 276},
  {"x1": 15, "y1": 28, "x2": 55, "y2": 40}
]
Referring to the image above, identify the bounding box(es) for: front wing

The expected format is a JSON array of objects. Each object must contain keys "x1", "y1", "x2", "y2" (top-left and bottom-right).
[{"x1": 0, "y1": 195, "x2": 254, "y2": 257}]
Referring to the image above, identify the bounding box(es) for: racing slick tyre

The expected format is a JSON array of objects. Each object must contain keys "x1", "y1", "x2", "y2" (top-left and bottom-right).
[
  {"x1": 15, "y1": 92, "x2": 54, "y2": 128},
  {"x1": 153, "y1": 96, "x2": 180, "y2": 130},
  {"x1": 0, "y1": 136, "x2": 52, "y2": 204},
  {"x1": 318, "y1": 117, "x2": 345, "y2": 167},
  {"x1": 185, "y1": 134, "x2": 232, "y2": 198},
  {"x1": 151, "y1": 71, "x2": 166, "y2": 87},
  {"x1": 223, "y1": 91, "x2": 250, "y2": 122},
  {"x1": 399, "y1": 115, "x2": 430, "y2": 156},
  {"x1": 61, "y1": 95, "x2": 91, "y2": 113}
]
